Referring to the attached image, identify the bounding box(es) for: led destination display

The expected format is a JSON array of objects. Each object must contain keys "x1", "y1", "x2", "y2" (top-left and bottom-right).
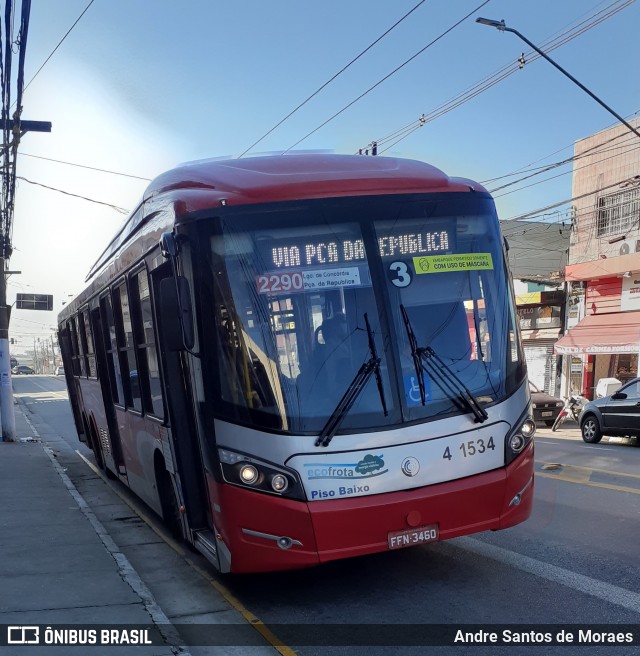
[{"x1": 262, "y1": 227, "x2": 454, "y2": 270}]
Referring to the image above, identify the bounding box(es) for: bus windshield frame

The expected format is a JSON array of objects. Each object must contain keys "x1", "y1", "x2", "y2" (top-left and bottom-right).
[{"x1": 187, "y1": 192, "x2": 525, "y2": 435}]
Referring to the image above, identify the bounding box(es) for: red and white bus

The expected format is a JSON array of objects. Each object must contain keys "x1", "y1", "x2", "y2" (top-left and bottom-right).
[{"x1": 58, "y1": 154, "x2": 534, "y2": 573}]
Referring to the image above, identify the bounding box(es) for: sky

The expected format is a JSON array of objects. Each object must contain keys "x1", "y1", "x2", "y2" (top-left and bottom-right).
[{"x1": 8, "y1": 0, "x2": 640, "y2": 353}]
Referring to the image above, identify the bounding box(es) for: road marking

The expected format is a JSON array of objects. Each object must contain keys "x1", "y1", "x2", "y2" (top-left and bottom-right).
[
  {"x1": 76, "y1": 450, "x2": 295, "y2": 656},
  {"x1": 454, "y1": 536, "x2": 640, "y2": 615},
  {"x1": 584, "y1": 445, "x2": 617, "y2": 451},
  {"x1": 535, "y1": 461, "x2": 640, "y2": 495}
]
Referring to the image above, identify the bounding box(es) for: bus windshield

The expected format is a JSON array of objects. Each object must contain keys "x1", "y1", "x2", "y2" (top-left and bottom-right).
[{"x1": 198, "y1": 194, "x2": 523, "y2": 434}]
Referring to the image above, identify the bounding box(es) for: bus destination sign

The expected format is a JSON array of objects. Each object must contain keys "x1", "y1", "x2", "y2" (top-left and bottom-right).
[{"x1": 261, "y1": 227, "x2": 454, "y2": 270}]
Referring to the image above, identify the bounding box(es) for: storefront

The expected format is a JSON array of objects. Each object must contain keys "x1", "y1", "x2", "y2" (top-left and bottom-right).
[
  {"x1": 517, "y1": 290, "x2": 563, "y2": 395},
  {"x1": 554, "y1": 310, "x2": 640, "y2": 397}
]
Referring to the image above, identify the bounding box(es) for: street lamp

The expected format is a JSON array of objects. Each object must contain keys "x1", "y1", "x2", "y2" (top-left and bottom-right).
[{"x1": 475, "y1": 17, "x2": 640, "y2": 141}]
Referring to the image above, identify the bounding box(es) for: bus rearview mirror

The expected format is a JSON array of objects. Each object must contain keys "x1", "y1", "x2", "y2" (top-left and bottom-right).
[{"x1": 159, "y1": 276, "x2": 195, "y2": 352}]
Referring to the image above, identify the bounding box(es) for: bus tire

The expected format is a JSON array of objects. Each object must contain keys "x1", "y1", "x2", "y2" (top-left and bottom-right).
[
  {"x1": 87, "y1": 417, "x2": 116, "y2": 479},
  {"x1": 581, "y1": 415, "x2": 602, "y2": 444},
  {"x1": 157, "y1": 464, "x2": 183, "y2": 539},
  {"x1": 84, "y1": 416, "x2": 105, "y2": 470}
]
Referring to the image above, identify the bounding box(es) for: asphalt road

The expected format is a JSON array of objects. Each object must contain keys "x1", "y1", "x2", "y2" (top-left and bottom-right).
[{"x1": 12, "y1": 376, "x2": 640, "y2": 654}]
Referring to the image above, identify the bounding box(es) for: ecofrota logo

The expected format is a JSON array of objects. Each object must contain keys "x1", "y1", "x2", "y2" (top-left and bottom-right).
[
  {"x1": 8, "y1": 626, "x2": 40, "y2": 644},
  {"x1": 304, "y1": 454, "x2": 387, "y2": 480}
]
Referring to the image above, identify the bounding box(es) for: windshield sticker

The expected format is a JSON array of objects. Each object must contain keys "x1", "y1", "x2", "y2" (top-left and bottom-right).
[
  {"x1": 257, "y1": 267, "x2": 364, "y2": 295},
  {"x1": 413, "y1": 253, "x2": 494, "y2": 274},
  {"x1": 303, "y1": 267, "x2": 362, "y2": 290},
  {"x1": 304, "y1": 454, "x2": 387, "y2": 481},
  {"x1": 403, "y1": 372, "x2": 432, "y2": 406}
]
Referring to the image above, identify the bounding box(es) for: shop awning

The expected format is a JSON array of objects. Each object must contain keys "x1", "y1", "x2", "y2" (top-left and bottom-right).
[{"x1": 554, "y1": 311, "x2": 640, "y2": 355}]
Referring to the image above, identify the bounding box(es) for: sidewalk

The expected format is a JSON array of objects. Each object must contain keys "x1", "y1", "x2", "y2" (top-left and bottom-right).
[
  {"x1": 0, "y1": 399, "x2": 285, "y2": 656},
  {"x1": 0, "y1": 402, "x2": 184, "y2": 655}
]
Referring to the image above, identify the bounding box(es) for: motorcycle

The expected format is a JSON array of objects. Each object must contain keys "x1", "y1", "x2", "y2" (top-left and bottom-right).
[{"x1": 551, "y1": 394, "x2": 587, "y2": 432}]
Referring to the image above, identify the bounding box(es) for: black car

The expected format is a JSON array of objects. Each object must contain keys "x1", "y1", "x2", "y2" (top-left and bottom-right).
[
  {"x1": 529, "y1": 381, "x2": 564, "y2": 426},
  {"x1": 12, "y1": 365, "x2": 34, "y2": 375},
  {"x1": 580, "y1": 377, "x2": 640, "y2": 444}
]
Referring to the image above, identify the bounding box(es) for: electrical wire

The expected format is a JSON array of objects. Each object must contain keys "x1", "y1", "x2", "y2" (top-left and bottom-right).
[
  {"x1": 485, "y1": 111, "x2": 640, "y2": 192},
  {"x1": 364, "y1": 0, "x2": 633, "y2": 154},
  {"x1": 282, "y1": 0, "x2": 491, "y2": 154},
  {"x1": 239, "y1": 0, "x2": 428, "y2": 158},
  {"x1": 20, "y1": 152, "x2": 152, "y2": 181},
  {"x1": 20, "y1": 0, "x2": 96, "y2": 98},
  {"x1": 16, "y1": 176, "x2": 129, "y2": 213}
]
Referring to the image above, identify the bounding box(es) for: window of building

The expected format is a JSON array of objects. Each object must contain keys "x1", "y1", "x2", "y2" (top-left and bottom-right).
[{"x1": 596, "y1": 187, "x2": 640, "y2": 237}]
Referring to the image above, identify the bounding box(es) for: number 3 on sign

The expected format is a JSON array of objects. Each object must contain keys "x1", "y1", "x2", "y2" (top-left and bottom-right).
[{"x1": 388, "y1": 261, "x2": 412, "y2": 288}]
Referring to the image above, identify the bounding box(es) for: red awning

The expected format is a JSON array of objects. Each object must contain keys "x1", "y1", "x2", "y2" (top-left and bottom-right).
[{"x1": 554, "y1": 311, "x2": 640, "y2": 355}]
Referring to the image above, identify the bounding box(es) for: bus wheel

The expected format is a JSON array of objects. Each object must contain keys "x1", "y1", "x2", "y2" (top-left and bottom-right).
[
  {"x1": 158, "y1": 467, "x2": 183, "y2": 539},
  {"x1": 84, "y1": 417, "x2": 105, "y2": 470},
  {"x1": 87, "y1": 419, "x2": 116, "y2": 479}
]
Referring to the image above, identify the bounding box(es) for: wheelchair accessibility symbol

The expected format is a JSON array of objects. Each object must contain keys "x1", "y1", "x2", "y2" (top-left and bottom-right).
[{"x1": 403, "y1": 373, "x2": 431, "y2": 406}]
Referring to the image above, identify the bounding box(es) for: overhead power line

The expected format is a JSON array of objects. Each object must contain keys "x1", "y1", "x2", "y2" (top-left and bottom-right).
[
  {"x1": 238, "y1": 0, "x2": 428, "y2": 158},
  {"x1": 283, "y1": 0, "x2": 491, "y2": 153},
  {"x1": 17, "y1": 176, "x2": 129, "y2": 213},
  {"x1": 491, "y1": 138, "x2": 640, "y2": 200},
  {"x1": 502, "y1": 174, "x2": 640, "y2": 223},
  {"x1": 21, "y1": 0, "x2": 96, "y2": 98},
  {"x1": 20, "y1": 152, "x2": 152, "y2": 181},
  {"x1": 363, "y1": 0, "x2": 633, "y2": 154},
  {"x1": 484, "y1": 111, "x2": 640, "y2": 191}
]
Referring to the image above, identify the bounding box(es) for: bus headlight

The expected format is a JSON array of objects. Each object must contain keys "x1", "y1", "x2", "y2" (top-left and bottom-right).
[
  {"x1": 218, "y1": 447, "x2": 304, "y2": 500},
  {"x1": 520, "y1": 419, "x2": 536, "y2": 439},
  {"x1": 505, "y1": 414, "x2": 535, "y2": 465},
  {"x1": 239, "y1": 464, "x2": 259, "y2": 485},
  {"x1": 509, "y1": 433, "x2": 525, "y2": 452},
  {"x1": 271, "y1": 474, "x2": 289, "y2": 492}
]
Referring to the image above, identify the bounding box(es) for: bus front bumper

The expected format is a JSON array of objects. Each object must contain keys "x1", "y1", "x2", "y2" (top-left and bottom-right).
[{"x1": 213, "y1": 442, "x2": 533, "y2": 573}]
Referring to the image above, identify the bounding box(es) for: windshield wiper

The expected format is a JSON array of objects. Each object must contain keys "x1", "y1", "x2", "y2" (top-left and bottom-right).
[
  {"x1": 316, "y1": 313, "x2": 388, "y2": 447},
  {"x1": 400, "y1": 304, "x2": 488, "y2": 424}
]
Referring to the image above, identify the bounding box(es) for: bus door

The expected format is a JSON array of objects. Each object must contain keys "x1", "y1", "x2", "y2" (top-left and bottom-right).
[
  {"x1": 91, "y1": 304, "x2": 126, "y2": 475},
  {"x1": 151, "y1": 264, "x2": 209, "y2": 532}
]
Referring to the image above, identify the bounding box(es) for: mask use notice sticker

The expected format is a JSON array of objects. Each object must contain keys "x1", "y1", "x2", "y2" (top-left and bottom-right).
[{"x1": 413, "y1": 253, "x2": 494, "y2": 274}]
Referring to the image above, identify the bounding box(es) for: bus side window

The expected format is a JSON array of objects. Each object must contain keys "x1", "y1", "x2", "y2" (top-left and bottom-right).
[
  {"x1": 68, "y1": 317, "x2": 83, "y2": 377},
  {"x1": 80, "y1": 309, "x2": 97, "y2": 378},
  {"x1": 101, "y1": 292, "x2": 126, "y2": 406},
  {"x1": 113, "y1": 283, "x2": 142, "y2": 412},
  {"x1": 129, "y1": 268, "x2": 165, "y2": 418}
]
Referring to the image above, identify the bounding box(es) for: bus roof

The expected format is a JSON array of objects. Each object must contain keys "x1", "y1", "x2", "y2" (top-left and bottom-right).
[
  {"x1": 63, "y1": 154, "x2": 488, "y2": 320},
  {"x1": 144, "y1": 153, "x2": 487, "y2": 207}
]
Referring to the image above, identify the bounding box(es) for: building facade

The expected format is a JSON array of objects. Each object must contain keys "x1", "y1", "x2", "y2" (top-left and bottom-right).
[{"x1": 555, "y1": 117, "x2": 640, "y2": 398}]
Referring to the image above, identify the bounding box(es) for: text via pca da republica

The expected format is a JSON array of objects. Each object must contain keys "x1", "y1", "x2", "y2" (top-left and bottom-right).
[{"x1": 454, "y1": 629, "x2": 635, "y2": 645}]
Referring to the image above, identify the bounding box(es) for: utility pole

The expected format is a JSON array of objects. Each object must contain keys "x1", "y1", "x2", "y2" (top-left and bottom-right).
[
  {"x1": 0, "y1": 121, "x2": 51, "y2": 442},
  {"x1": 0, "y1": 0, "x2": 52, "y2": 441}
]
